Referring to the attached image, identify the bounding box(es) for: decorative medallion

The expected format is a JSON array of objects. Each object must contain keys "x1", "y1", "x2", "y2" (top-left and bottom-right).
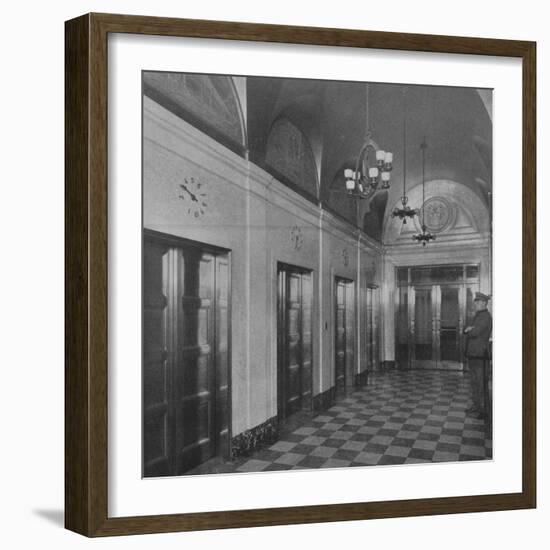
[
  {"x1": 342, "y1": 248, "x2": 350, "y2": 267},
  {"x1": 178, "y1": 177, "x2": 208, "y2": 218},
  {"x1": 419, "y1": 197, "x2": 455, "y2": 233},
  {"x1": 290, "y1": 225, "x2": 304, "y2": 250}
]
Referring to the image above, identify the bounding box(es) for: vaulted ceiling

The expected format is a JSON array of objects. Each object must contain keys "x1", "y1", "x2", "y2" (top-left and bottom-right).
[
  {"x1": 144, "y1": 72, "x2": 492, "y2": 243},
  {"x1": 246, "y1": 77, "x2": 492, "y2": 241}
]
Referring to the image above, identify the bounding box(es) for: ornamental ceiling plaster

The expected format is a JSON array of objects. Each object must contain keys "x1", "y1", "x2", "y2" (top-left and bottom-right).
[{"x1": 383, "y1": 179, "x2": 491, "y2": 245}]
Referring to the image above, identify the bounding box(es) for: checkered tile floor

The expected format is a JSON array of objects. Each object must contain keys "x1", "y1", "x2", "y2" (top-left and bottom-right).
[{"x1": 193, "y1": 370, "x2": 492, "y2": 475}]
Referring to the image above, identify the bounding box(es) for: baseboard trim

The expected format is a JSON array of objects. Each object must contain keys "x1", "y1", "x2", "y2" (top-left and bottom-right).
[
  {"x1": 354, "y1": 370, "x2": 369, "y2": 386},
  {"x1": 312, "y1": 386, "x2": 337, "y2": 412},
  {"x1": 231, "y1": 416, "x2": 279, "y2": 459}
]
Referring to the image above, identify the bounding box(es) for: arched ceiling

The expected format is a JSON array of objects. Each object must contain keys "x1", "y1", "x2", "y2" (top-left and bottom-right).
[
  {"x1": 384, "y1": 179, "x2": 491, "y2": 246},
  {"x1": 152, "y1": 73, "x2": 492, "y2": 242},
  {"x1": 143, "y1": 72, "x2": 247, "y2": 155},
  {"x1": 246, "y1": 77, "x2": 491, "y2": 242},
  {"x1": 369, "y1": 84, "x2": 492, "y2": 215},
  {"x1": 247, "y1": 77, "x2": 326, "y2": 188}
]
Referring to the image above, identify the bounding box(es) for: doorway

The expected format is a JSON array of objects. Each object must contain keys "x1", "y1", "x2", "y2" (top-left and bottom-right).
[
  {"x1": 395, "y1": 264, "x2": 480, "y2": 370},
  {"x1": 277, "y1": 263, "x2": 313, "y2": 421},
  {"x1": 142, "y1": 230, "x2": 231, "y2": 477},
  {"x1": 334, "y1": 276, "x2": 355, "y2": 391}
]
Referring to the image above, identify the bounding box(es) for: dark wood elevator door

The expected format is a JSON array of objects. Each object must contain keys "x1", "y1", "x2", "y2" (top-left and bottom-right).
[
  {"x1": 335, "y1": 277, "x2": 354, "y2": 392},
  {"x1": 143, "y1": 232, "x2": 230, "y2": 477},
  {"x1": 143, "y1": 237, "x2": 172, "y2": 477},
  {"x1": 365, "y1": 286, "x2": 380, "y2": 371},
  {"x1": 277, "y1": 265, "x2": 312, "y2": 421}
]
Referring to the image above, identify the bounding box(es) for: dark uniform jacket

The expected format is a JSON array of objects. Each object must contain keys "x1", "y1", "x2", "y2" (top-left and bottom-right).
[{"x1": 464, "y1": 309, "x2": 493, "y2": 358}]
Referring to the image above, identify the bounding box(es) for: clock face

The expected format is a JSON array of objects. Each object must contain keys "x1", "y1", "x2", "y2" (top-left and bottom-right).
[{"x1": 178, "y1": 177, "x2": 207, "y2": 218}]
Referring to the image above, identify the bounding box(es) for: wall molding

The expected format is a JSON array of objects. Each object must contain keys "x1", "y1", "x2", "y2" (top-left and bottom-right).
[
  {"x1": 146, "y1": 95, "x2": 386, "y2": 252},
  {"x1": 321, "y1": 209, "x2": 360, "y2": 245},
  {"x1": 385, "y1": 239, "x2": 491, "y2": 264},
  {"x1": 144, "y1": 97, "x2": 249, "y2": 180}
]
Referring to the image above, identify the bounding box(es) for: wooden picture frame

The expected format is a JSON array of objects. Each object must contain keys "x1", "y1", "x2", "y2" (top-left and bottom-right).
[{"x1": 65, "y1": 12, "x2": 536, "y2": 537}]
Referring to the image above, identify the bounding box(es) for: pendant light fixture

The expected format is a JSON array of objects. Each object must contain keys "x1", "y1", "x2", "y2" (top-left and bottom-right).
[
  {"x1": 413, "y1": 138, "x2": 436, "y2": 246},
  {"x1": 343, "y1": 83, "x2": 393, "y2": 200},
  {"x1": 392, "y1": 86, "x2": 418, "y2": 224}
]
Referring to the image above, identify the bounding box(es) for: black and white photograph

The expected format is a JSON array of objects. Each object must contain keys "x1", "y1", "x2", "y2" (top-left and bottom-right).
[
  {"x1": 142, "y1": 72, "x2": 494, "y2": 478},
  {"x1": 1, "y1": 0, "x2": 544, "y2": 544}
]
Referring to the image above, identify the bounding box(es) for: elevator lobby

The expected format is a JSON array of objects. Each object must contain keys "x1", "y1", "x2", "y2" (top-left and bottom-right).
[{"x1": 141, "y1": 72, "x2": 493, "y2": 477}]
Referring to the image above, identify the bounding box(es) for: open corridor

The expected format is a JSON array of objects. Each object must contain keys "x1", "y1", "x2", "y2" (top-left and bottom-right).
[{"x1": 141, "y1": 74, "x2": 495, "y2": 478}]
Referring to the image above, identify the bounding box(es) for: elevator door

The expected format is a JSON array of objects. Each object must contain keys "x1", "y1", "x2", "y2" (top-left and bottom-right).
[
  {"x1": 412, "y1": 285, "x2": 435, "y2": 368},
  {"x1": 396, "y1": 265, "x2": 480, "y2": 370},
  {"x1": 277, "y1": 265, "x2": 313, "y2": 420},
  {"x1": 411, "y1": 284, "x2": 464, "y2": 370},
  {"x1": 439, "y1": 285, "x2": 461, "y2": 367},
  {"x1": 365, "y1": 286, "x2": 380, "y2": 371},
  {"x1": 143, "y1": 232, "x2": 230, "y2": 477},
  {"x1": 335, "y1": 277, "x2": 355, "y2": 391}
]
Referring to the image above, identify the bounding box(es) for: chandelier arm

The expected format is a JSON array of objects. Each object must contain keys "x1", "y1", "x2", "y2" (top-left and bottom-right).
[
  {"x1": 360, "y1": 180, "x2": 377, "y2": 200},
  {"x1": 354, "y1": 141, "x2": 377, "y2": 174}
]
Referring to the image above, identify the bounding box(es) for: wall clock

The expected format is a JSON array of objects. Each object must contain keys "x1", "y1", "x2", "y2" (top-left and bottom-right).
[{"x1": 178, "y1": 177, "x2": 207, "y2": 217}]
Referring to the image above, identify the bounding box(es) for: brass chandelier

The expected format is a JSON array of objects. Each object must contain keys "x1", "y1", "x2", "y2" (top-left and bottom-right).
[{"x1": 343, "y1": 84, "x2": 393, "y2": 200}]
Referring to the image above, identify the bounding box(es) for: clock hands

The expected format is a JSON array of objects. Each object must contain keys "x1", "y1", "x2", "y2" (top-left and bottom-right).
[{"x1": 179, "y1": 182, "x2": 199, "y2": 202}]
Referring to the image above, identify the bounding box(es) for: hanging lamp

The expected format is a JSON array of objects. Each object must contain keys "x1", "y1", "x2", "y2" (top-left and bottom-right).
[
  {"x1": 412, "y1": 138, "x2": 436, "y2": 246},
  {"x1": 343, "y1": 83, "x2": 393, "y2": 200},
  {"x1": 392, "y1": 86, "x2": 418, "y2": 224}
]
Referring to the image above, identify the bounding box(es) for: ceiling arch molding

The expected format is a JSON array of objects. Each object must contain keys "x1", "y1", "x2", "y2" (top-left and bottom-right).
[
  {"x1": 383, "y1": 179, "x2": 490, "y2": 246},
  {"x1": 143, "y1": 72, "x2": 248, "y2": 156},
  {"x1": 229, "y1": 76, "x2": 248, "y2": 150}
]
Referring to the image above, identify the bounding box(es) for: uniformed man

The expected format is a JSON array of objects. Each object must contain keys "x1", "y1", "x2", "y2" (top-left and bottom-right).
[{"x1": 463, "y1": 292, "x2": 492, "y2": 418}]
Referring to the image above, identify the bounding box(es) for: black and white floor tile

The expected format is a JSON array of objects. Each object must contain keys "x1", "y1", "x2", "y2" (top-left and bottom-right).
[{"x1": 191, "y1": 370, "x2": 492, "y2": 475}]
